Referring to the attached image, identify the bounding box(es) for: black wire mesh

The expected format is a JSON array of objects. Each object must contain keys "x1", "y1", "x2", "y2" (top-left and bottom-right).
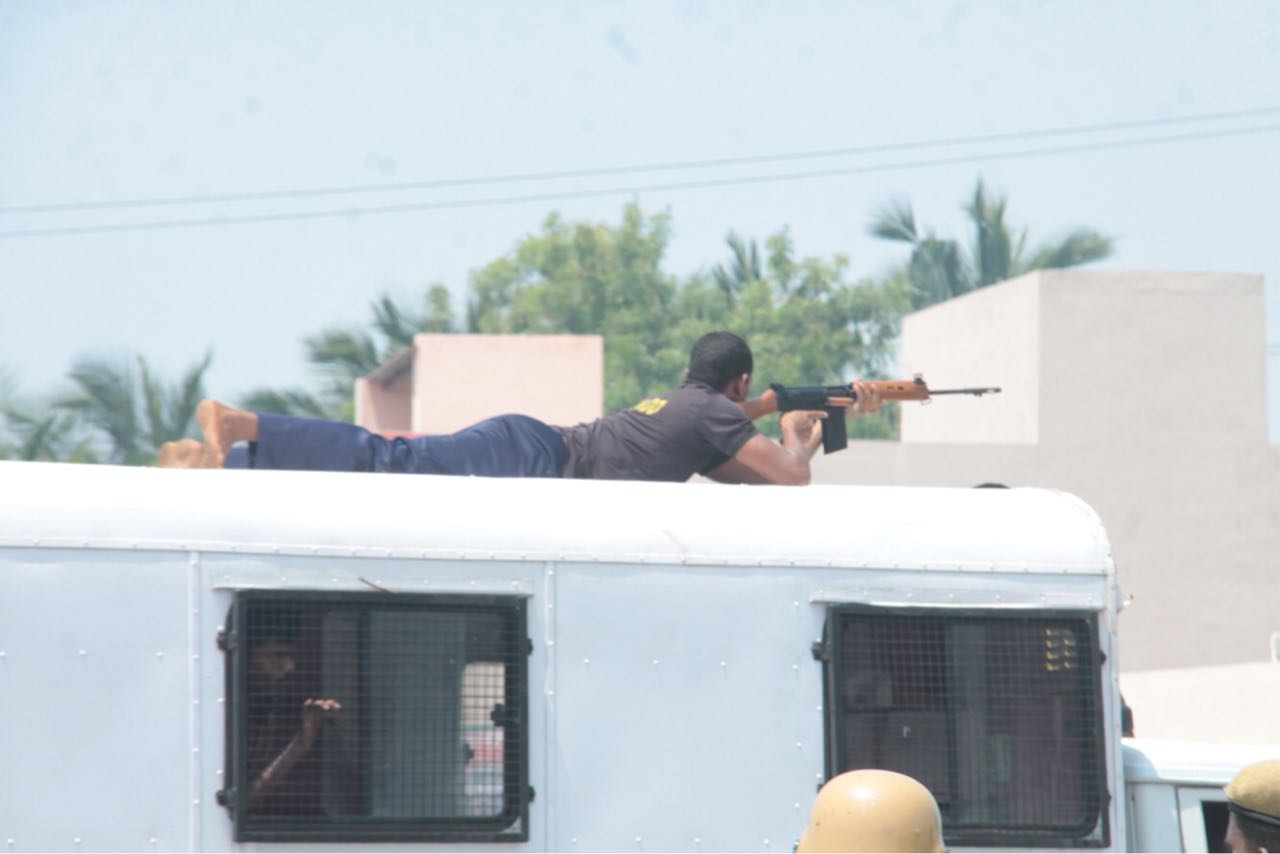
[
  {"x1": 830, "y1": 608, "x2": 1105, "y2": 846},
  {"x1": 230, "y1": 594, "x2": 527, "y2": 842}
]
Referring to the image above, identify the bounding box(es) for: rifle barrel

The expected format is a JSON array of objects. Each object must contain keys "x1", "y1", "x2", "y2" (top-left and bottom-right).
[{"x1": 928, "y1": 387, "x2": 1002, "y2": 396}]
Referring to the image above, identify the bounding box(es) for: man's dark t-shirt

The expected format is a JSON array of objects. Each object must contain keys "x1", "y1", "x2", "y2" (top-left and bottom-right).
[{"x1": 556, "y1": 381, "x2": 758, "y2": 481}]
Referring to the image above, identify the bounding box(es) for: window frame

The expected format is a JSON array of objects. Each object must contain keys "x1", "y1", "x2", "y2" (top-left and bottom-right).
[
  {"x1": 818, "y1": 603, "x2": 1111, "y2": 849},
  {"x1": 220, "y1": 589, "x2": 531, "y2": 844}
]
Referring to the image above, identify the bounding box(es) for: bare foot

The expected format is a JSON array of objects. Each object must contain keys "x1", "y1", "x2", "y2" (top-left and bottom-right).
[
  {"x1": 196, "y1": 399, "x2": 231, "y2": 468},
  {"x1": 196, "y1": 399, "x2": 258, "y2": 468},
  {"x1": 157, "y1": 438, "x2": 208, "y2": 468}
]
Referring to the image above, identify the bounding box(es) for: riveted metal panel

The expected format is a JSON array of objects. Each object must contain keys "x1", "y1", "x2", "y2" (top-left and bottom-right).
[{"x1": 0, "y1": 548, "x2": 194, "y2": 851}]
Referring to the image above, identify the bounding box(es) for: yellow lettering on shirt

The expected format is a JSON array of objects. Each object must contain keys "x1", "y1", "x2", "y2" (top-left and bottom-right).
[{"x1": 632, "y1": 397, "x2": 668, "y2": 416}]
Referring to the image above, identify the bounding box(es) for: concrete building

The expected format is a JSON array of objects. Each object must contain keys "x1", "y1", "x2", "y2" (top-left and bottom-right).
[
  {"x1": 811, "y1": 269, "x2": 1280, "y2": 742},
  {"x1": 355, "y1": 333, "x2": 603, "y2": 434}
]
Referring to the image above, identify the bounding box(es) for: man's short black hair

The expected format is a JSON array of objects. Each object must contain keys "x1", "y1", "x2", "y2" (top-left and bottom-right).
[
  {"x1": 1233, "y1": 809, "x2": 1280, "y2": 852},
  {"x1": 686, "y1": 331, "x2": 753, "y2": 390}
]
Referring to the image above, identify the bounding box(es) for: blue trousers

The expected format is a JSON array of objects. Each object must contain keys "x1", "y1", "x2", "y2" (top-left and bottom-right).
[{"x1": 226, "y1": 412, "x2": 567, "y2": 478}]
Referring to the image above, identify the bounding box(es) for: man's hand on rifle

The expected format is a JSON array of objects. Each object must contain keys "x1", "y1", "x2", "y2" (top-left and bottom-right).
[
  {"x1": 780, "y1": 410, "x2": 828, "y2": 455},
  {"x1": 850, "y1": 379, "x2": 884, "y2": 415},
  {"x1": 822, "y1": 380, "x2": 885, "y2": 415}
]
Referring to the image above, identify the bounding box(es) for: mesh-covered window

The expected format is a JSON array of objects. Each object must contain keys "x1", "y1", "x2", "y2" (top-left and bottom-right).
[
  {"x1": 822, "y1": 606, "x2": 1108, "y2": 848},
  {"x1": 221, "y1": 591, "x2": 529, "y2": 843}
]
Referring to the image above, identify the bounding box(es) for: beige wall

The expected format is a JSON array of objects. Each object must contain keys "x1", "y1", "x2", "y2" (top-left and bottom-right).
[
  {"x1": 1120, "y1": 663, "x2": 1280, "y2": 743},
  {"x1": 815, "y1": 270, "x2": 1280, "y2": 680},
  {"x1": 900, "y1": 273, "x2": 1040, "y2": 444},
  {"x1": 356, "y1": 333, "x2": 604, "y2": 435},
  {"x1": 354, "y1": 354, "x2": 414, "y2": 434}
]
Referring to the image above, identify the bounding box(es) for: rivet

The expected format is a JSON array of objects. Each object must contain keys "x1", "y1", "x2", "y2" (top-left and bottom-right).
[
  {"x1": 583, "y1": 658, "x2": 591, "y2": 666},
  {"x1": 652, "y1": 659, "x2": 660, "y2": 666},
  {"x1": 156, "y1": 651, "x2": 164, "y2": 657},
  {"x1": 79, "y1": 650, "x2": 87, "y2": 656},
  {"x1": 796, "y1": 741, "x2": 803, "y2": 750}
]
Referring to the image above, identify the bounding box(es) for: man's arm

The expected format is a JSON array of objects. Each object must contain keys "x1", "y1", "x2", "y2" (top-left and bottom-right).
[
  {"x1": 250, "y1": 697, "x2": 341, "y2": 807},
  {"x1": 706, "y1": 410, "x2": 825, "y2": 485}
]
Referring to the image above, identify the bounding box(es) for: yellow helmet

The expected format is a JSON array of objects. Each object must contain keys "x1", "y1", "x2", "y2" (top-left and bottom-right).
[{"x1": 796, "y1": 769, "x2": 944, "y2": 853}]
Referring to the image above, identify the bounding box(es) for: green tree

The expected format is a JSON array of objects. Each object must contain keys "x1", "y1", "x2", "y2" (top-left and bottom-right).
[
  {"x1": 53, "y1": 352, "x2": 211, "y2": 465},
  {"x1": 870, "y1": 177, "x2": 1114, "y2": 309},
  {"x1": 253, "y1": 204, "x2": 908, "y2": 436},
  {"x1": 686, "y1": 228, "x2": 909, "y2": 438},
  {"x1": 467, "y1": 204, "x2": 684, "y2": 412},
  {"x1": 468, "y1": 205, "x2": 908, "y2": 429}
]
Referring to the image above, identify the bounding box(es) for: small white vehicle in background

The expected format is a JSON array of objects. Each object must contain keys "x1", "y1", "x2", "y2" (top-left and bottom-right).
[
  {"x1": 1123, "y1": 739, "x2": 1274, "y2": 853},
  {"x1": 0, "y1": 460, "x2": 1271, "y2": 851}
]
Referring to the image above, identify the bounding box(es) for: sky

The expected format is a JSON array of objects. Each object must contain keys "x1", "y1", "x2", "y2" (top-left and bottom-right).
[{"x1": 1, "y1": 0, "x2": 1278, "y2": 440}]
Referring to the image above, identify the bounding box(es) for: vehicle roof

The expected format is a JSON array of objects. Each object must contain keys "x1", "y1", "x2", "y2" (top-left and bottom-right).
[
  {"x1": 1123, "y1": 738, "x2": 1280, "y2": 786},
  {"x1": 0, "y1": 460, "x2": 1114, "y2": 572}
]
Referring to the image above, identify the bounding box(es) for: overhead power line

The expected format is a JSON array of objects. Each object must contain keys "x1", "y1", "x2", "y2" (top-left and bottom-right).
[
  {"x1": 1, "y1": 120, "x2": 1278, "y2": 240},
  {"x1": 4, "y1": 105, "x2": 1280, "y2": 216}
]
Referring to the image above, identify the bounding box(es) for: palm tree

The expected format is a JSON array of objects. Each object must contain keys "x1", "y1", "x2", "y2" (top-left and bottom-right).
[
  {"x1": 241, "y1": 288, "x2": 456, "y2": 421},
  {"x1": 0, "y1": 366, "x2": 97, "y2": 461},
  {"x1": 55, "y1": 352, "x2": 212, "y2": 465},
  {"x1": 712, "y1": 232, "x2": 763, "y2": 299},
  {"x1": 869, "y1": 177, "x2": 1114, "y2": 309}
]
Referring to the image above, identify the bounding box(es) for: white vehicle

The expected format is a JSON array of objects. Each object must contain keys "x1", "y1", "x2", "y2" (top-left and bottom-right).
[
  {"x1": 0, "y1": 460, "x2": 1267, "y2": 851},
  {"x1": 1123, "y1": 738, "x2": 1275, "y2": 853}
]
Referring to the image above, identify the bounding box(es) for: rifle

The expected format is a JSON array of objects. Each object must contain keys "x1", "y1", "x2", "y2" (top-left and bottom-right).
[{"x1": 769, "y1": 374, "x2": 1002, "y2": 454}]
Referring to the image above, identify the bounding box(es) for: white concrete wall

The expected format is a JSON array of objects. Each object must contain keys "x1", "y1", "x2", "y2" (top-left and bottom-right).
[
  {"x1": 900, "y1": 273, "x2": 1040, "y2": 444},
  {"x1": 1121, "y1": 663, "x2": 1280, "y2": 743}
]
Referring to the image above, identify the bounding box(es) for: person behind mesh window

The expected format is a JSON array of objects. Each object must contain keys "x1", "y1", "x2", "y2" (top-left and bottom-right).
[{"x1": 245, "y1": 606, "x2": 343, "y2": 815}]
